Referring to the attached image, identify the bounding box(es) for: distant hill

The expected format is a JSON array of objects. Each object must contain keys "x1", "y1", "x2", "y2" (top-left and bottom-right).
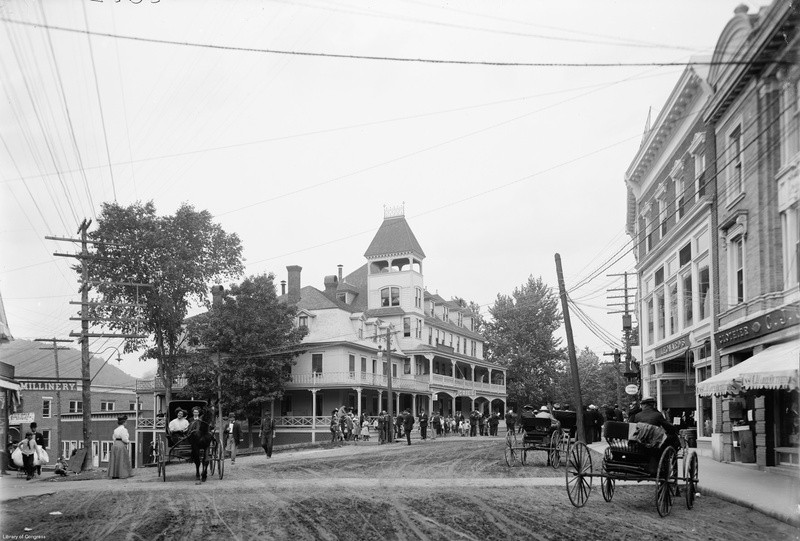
[{"x1": 0, "y1": 339, "x2": 137, "y2": 389}]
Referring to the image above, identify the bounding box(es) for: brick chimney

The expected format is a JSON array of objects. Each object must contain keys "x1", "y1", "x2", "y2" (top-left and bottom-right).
[
  {"x1": 280, "y1": 280, "x2": 286, "y2": 295},
  {"x1": 337, "y1": 264, "x2": 343, "y2": 282},
  {"x1": 287, "y1": 265, "x2": 302, "y2": 305}
]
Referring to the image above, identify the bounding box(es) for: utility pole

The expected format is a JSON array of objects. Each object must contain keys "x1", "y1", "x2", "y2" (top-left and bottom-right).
[
  {"x1": 47, "y1": 220, "x2": 149, "y2": 471},
  {"x1": 554, "y1": 254, "x2": 585, "y2": 444},
  {"x1": 606, "y1": 271, "x2": 640, "y2": 401},
  {"x1": 34, "y1": 337, "x2": 71, "y2": 458}
]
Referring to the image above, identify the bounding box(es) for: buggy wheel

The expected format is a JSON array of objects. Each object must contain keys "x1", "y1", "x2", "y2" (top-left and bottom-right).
[
  {"x1": 504, "y1": 438, "x2": 518, "y2": 467},
  {"x1": 520, "y1": 449, "x2": 528, "y2": 466},
  {"x1": 218, "y1": 453, "x2": 225, "y2": 480},
  {"x1": 600, "y1": 462, "x2": 615, "y2": 502},
  {"x1": 656, "y1": 446, "x2": 677, "y2": 517},
  {"x1": 549, "y1": 431, "x2": 561, "y2": 469},
  {"x1": 157, "y1": 438, "x2": 166, "y2": 482},
  {"x1": 685, "y1": 451, "x2": 698, "y2": 510},
  {"x1": 565, "y1": 441, "x2": 593, "y2": 508}
]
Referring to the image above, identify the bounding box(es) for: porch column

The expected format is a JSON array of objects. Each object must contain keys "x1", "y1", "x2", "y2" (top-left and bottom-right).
[
  {"x1": 396, "y1": 392, "x2": 401, "y2": 414},
  {"x1": 452, "y1": 395, "x2": 456, "y2": 416},
  {"x1": 450, "y1": 359, "x2": 456, "y2": 382},
  {"x1": 431, "y1": 393, "x2": 436, "y2": 414},
  {"x1": 356, "y1": 387, "x2": 362, "y2": 416},
  {"x1": 377, "y1": 390, "x2": 383, "y2": 413},
  {"x1": 311, "y1": 388, "x2": 318, "y2": 443},
  {"x1": 470, "y1": 363, "x2": 476, "y2": 385},
  {"x1": 412, "y1": 393, "x2": 417, "y2": 415}
]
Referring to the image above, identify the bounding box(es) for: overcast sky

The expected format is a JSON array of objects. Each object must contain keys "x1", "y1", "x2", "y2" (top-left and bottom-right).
[{"x1": 0, "y1": 0, "x2": 752, "y2": 378}]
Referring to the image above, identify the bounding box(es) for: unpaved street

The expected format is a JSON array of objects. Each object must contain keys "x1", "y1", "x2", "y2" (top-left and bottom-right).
[{"x1": 2, "y1": 438, "x2": 797, "y2": 540}]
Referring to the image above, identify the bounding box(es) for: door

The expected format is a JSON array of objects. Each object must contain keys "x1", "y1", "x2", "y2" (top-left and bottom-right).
[{"x1": 92, "y1": 441, "x2": 100, "y2": 468}]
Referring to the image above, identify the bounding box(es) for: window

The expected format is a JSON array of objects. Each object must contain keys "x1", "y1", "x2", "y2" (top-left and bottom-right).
[
  {"x1": 443, "y1": 306, "x2": 449, "y2": 322},
  {"x1": 436, "y1": 330, "x2": 440, "y2": 344},
  {"x1": 456, "y1": 336, "x2": 460, "y2": 352},
  {"x1": 101, "y1": 441, "x2": 112, "y2": 463},
  {"x1": 668, "y1": 282, "x2": 678, "y2": 335},
  {"x1": 655, "y1": 267, "x2": 664, "y2": 286},
  {"x1": 299, "y1": 315, "x2": 308, "y2": 328},
  {"x1": 781, "y1": 205, "x2": 799, "y2": 288},
  {"x1": 646, "y1": 298, "x2": 654, "y2": 345},
  {"x1": 682, "y1": 273, "x2": 693, "y2": 327},
  {"x1": 42, "y1": 399, "x2": 52, "y2": 418},
  {"x1": 676, "y1": 177, "x2": 686, "y2": 220},
  {"x1": 728, "y1": 124, "x2": 743, "y2": 201},
  {"x1": 392, "y1": 364, "x2": 397, "y2": 378},
  {"x1": 41, "y1": 429, "x2": 51, "y2": 449},
  {"x1": 381, "y1": 287, "x2": 400, "y2": 307},
  {"x1": 656, "y1": 290, "x2": 665, "y2": 340},
  {"x1": 457, "y1": 312, "x2": 463, "y2": 327},
  {"x1": 404, "y1": 359, "x2": 411, "y2": 375},
  {"x1": 129, "y1": 402, "x2": 137, "y2": 411},
  {"x1": 428, "y1": 327, "x2": 433, "y2": 345},
  {"x1": 100, "y1": 401, "x2": 115, "y2": 412},
  {"x1": 449, "y1": 333, "x2": 453, "y2": 347},
  {"x1": 471, "y1": 341, "x2": 477, "y2": 357},
  {"x1": 694, "y1": 153, "x2": 706, "y2": 200},
  {"x1": 698, "y1": 265, "x2": 710, "y2": 320},
  {"x1": 312, "y1": 354, "x2": 323, "y2": 375},
  {"x1": 372, "y1": 359, "x2": 377, "y2": 373},
  {"x1": 403, "y1": 317, "x2": 411, "y2": 337},
  {"x1": 361, "y1": 357, "x2": 367, "y2": 373},
  {"x1": 415, "y1": 287, "x2": 422, "y2": 308},
  {"x1": 349, "y1": 354, "x2": 355, "y2": 376},
  {"x1": 415, "y1": 319, "x2": 422, "y2": 339},
  {"x1": 730, "y1": 236, "x2": 745, "y2": 304},
  {"x1": 679, "y1": 243, "x2": 691, "y2": 267},
  {"x1": 69, "y1": 400, "x2": 82, "y2": 414}
]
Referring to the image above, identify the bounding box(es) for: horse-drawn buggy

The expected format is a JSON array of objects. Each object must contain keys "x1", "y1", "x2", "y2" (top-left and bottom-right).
[
  {"x1": 505, "y1": 407, "x2": 576, "y2": 468},
  {"x1": 153, "y1": 400, "x2": 224, "y2": 482},
  {"x1": 565, "y1": 421, "x2": 699, "y2": 516}
]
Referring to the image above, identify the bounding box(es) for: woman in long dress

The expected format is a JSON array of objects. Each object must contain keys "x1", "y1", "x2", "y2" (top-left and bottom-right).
[{"x1": 107, "y1": 415, "x2": 132, "y2": 479}]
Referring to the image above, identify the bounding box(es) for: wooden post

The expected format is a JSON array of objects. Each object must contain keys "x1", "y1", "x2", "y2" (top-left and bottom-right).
[{"x1": 555, "y1": 253, "x2": 585, "y2": 444}]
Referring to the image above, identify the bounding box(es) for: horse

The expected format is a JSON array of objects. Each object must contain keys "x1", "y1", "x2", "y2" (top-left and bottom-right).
[{"x1": 187, "y1": 403, "x2": 216, "y2": 482}]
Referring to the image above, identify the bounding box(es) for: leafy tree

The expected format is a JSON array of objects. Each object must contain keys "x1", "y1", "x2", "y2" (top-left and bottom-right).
[
  {"x1": 484, "y1": 276, "x2": 564, "y2": 409},
  {"x1": 451, "y1": 296, "x2": 486, "y2": 333},
  {"x1": 89, "y1": 201, "x2": 243, "y2": 402},
  {"x1": 182, "y1": 273, "x2": 307, "y2": 421},
  {"x1": 554, "y1": 347, "x2": 628, "y2": 411}
]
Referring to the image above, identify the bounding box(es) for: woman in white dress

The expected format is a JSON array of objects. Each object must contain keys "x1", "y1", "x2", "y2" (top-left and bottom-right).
[{"x1": 107, "y1": 415, "x2": 132, "y2": 479}]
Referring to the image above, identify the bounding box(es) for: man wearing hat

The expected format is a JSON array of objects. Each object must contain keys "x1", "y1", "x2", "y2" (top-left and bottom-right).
[
  {"x1": 535, "y1": 405, "x2": 561, "y2": 432},
  {"x1": 224, "y1": 413, "x2": 242, "y2": 464},
  {"x1": 631, "y1": 397, "x2": 679, "y2": 448}
]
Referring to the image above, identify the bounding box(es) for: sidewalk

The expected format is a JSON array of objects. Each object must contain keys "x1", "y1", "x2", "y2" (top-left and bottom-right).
[{"x1": 588, "y1": 441, "x2": 800, "y2": 527}]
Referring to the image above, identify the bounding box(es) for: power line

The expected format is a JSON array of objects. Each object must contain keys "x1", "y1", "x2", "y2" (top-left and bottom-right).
[{"x1": 0, "y1": 18, "x2": 778, "y2": 69}]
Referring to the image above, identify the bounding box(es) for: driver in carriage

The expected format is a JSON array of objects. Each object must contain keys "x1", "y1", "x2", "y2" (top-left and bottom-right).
[
  {"x1": 168, "y1": 408, "x2": 190, "y2": 443},
  {"x1": 535, "y1": 405, "x2": 561, "y2": 432},
  {"x1": 630, "y1": 397, "x2": 680, "y2": 450}
]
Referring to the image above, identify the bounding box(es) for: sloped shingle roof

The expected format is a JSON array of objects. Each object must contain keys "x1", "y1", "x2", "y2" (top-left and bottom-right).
[{"x1": 363, "y1": 216, "x2": 426, "y2": 259}]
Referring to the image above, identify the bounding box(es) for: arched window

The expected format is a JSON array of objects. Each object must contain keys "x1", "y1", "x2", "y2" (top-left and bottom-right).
[{"x1": 380, "y1": 287, "x2": 400, "y2": 307}]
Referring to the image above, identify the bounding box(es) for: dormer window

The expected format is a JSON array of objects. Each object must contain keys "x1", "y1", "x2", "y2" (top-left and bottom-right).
[
  {"x1": 299, "y1": 316, "x2": 308, "y2": 328},
  {"x1": 381, "y1": 287, "x2": 400, "y2": 307},
  {"x1": 415, "y1": 287, "x2": 422, "y2": 308},
  {"x1": 443, "y1": 306, "x2": 449, "y2": 322},
  {"x1": 457, "y1": 312, "x2": 463, "y2": 327}
]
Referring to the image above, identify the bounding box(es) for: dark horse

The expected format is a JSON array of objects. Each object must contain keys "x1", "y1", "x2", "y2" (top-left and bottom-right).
[{"x1": 187, "y1": 403, "x2": 216, "y2": 482}]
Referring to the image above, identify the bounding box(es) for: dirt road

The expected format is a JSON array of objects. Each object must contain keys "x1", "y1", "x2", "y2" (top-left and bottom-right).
[{"x1": 2, "y1": 438, "x2": 797, "y2": 540}]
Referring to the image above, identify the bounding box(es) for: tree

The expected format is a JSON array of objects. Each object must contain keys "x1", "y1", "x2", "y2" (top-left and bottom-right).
[
  {"x1": 484, "y1": 276, "x2": 564, "y2": 409},
  {"x1": 451, "y1": 297, "x2": 486, "y2": 334},
  {"x1": 89, "y1": 201, "x2": 243, "y2": 402},
  {"x1": 182, "y1": 273, "x2": 307, "y2": 421},
  {"x1": 554, "y1": 346, "x2": 628, "y2": 410}
]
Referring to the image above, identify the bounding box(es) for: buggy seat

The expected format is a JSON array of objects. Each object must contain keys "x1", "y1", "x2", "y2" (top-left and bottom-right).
[
  {"x1": 520, "y1": 416, "x2": 555, "y2": 444},
  {"x1": 603, "y1": 421, "x2": 665, "y2": 476}
]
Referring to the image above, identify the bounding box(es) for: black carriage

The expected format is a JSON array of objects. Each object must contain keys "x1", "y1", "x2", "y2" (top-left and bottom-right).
[
  {"x1": 505, "y1": 415, "x2": 564, "y2": 468},
  {"x1": 153, "y1": 400, "x2": 224, "y2": 482},
  {"x1": 565, "y1": 421, "x2": 699, "y2": 516}
]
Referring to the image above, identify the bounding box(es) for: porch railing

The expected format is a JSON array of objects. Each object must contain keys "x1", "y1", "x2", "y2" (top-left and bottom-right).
[{"x1": 285, "y1": 372, "x2": 505, "y2": 395}]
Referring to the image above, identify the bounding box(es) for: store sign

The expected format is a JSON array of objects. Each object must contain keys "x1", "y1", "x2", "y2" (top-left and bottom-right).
[
  {"x1": 19, "y1": 380, "x2": 78, "y2": 392},
  {"x1": 625, "y1": 384, "x2": 639, "y2": 396},
  {"x1": 715, "y1": 303, "x2": 800, "y2": 349},
  {"x1": 10, "y1": 412, "x2": 35, "y2": 425},
  {"x1": 655, "y1": 334, "x2": 690, "y2": 360}
]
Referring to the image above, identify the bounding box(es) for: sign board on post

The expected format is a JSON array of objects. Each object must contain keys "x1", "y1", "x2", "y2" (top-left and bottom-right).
[
  {"x1": 625, "y1": 384, "x2": 639, "y2": 396},
  {"x1": 9, "y1": 413, "x2": 35, "y2": 425}
]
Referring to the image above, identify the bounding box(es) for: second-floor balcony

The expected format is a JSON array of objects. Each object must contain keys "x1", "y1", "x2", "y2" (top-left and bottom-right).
[
  {"x1": 286, "y1": 371, "x2": 506, "y2": 395},
  {"x1": 135, "y1": 377, "x2": 188, "y2": 394}
]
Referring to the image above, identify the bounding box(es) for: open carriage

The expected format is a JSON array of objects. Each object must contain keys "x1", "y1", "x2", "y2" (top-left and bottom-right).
[
  {"x1": 565, "y1": 421, "x2": 699, "y2": 516},
  {"x1": 505, "y1": 414, "x2": 563, "y2": 468},
  {"x1": 153, "y1": 400, "x2": 224, "y2": 482}
]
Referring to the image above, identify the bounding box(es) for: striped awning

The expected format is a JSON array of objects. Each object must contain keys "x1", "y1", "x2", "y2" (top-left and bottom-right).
[{"x1": 697, "y1": 340, "x2": 800, "y2": 396}]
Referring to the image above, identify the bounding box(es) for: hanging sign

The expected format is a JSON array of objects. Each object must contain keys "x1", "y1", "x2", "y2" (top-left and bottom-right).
[{"x1": 625, "y1": 384, "x2": 639, "y2": 396}]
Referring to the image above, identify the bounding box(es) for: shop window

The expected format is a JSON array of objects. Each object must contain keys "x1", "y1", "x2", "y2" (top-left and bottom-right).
[
  {"x1": 403, "y1": 317, "x2": 411, "y2": 338},
  {"x1": 682, "y1": 273, "x2": 693, "y2": 327},
  {"x1": 42, "y1": 399, "x2": 52, "y2": 418},
  {"x1": 779, "y1": 390, "x2": 799, "y2": 446},
  {"x1": 698, "y1": 266, "x2": 710, "y2": 320}
]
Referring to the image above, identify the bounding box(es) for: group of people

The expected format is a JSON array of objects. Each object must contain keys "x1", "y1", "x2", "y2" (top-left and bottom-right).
[
  {"x1": 10, "y1": 422, "x2": 47, "y2": 480},
  {"x1": 330, "y1": 407, "x2": 372, "y2": 444}
]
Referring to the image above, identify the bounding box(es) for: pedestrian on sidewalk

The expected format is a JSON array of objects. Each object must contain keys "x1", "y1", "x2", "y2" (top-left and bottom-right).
[
  {"x1": 505, "y1": 409, "x2": 516, "y2": 434},
  {"x1": 403, "y1": 410, "x2": 415, "y2": 445},
  {"x1": 107, "y1": 415, "x2": 132, "y2": 480},
  {"x1": 260, "y1": 411, "x2": 276, "y2": 458},
  {"x1": 19, "y1": 432, "x2": 37, "y2": 480},
  {"x1": 418, "y1": 410, "x2": 429, "y2": 440}
]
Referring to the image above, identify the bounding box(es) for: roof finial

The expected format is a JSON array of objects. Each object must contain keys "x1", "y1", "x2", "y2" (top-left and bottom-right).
[{"x1": 383, "y1": 203, "x2": 405, "y2": 219}]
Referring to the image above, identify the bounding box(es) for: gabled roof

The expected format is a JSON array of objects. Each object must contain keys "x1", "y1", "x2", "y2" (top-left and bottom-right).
[
  {"x1": 364, "y1": 215, "x2": 426, "y2": 259},
  {"x1": 340, "y1": 264, "x2": 369, "y2": 312},
  {"x1": 364, "y1": 307, "x2": 405, "y2": 318},
  {"x1": 0, "y1": 289, "x2": 12, "y2": 342},
  {"x1": 0, "y1": 339, "x2": 137, "y2": 388}
]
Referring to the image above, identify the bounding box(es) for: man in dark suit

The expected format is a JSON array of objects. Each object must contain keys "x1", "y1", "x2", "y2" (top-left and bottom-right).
[
  {"x1": 403, "y1": 410, "x2": 415, "y2": 445},
  {"x1": 223, "y1": 414, "x2": 242, "y2": 464},
  {"x1": 29, "y1": 423, "x2": 45, "y2": 476},
  {"x1": 259, "y1": 412, "x2": 276, "y2": 459},
  {"x1": 418, "y1": 410, "x2": 429, "y2": 440},
  {"x1": 631, "y1": 397, "x2": 679, "y2": 449}
]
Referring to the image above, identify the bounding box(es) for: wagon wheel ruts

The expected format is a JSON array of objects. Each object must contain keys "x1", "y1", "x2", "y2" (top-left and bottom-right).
[
  {"x1": 600, "y1": 449, "x2": 615, "y2": 502},
  {"x1": 565, "y1": 441, "x2": 593, "y2": 508},
  {"x1": 504, "y1": 432, "x2": 519, "y2": 467},
  {"x1": 548, "y1": 430, "x2": 561, "y2": 469},
  {"x1": 684, "y1": 450, "x2": 698, "y2": 510},
  {"x1": 656, "y1": 446, "x2": 678, "y2": 517}
]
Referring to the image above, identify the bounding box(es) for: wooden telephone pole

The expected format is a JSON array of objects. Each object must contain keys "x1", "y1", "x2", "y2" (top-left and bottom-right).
[
  {"x1": 555, "y1": 253, "x2": 585, "y2": 444},
  {"x1": 34, "y1": 337, "x2": 71, "y2": 458}
]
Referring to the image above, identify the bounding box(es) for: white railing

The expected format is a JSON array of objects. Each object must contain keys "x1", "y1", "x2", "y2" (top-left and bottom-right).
[{"x1": 285, "y1": 371, "x2": 505, "y2": 395}]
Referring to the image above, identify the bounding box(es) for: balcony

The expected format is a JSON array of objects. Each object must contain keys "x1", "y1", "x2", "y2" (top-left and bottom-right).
[
  {"x1": 286, "y1": 372, "x2": 506, "y2": 395},
  {"x1": 135, "y1": 377, "x2": 187, "y2": 393}
]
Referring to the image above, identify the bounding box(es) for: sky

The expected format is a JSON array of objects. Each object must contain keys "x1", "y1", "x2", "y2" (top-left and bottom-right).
[{"x1": 0, "y1": 0, "x2": 756, "y2": 378}]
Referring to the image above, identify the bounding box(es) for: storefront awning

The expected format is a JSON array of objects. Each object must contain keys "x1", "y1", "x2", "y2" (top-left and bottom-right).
[{"x1": 697, "y1": 340, "x2": 800, "y2": 396}]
